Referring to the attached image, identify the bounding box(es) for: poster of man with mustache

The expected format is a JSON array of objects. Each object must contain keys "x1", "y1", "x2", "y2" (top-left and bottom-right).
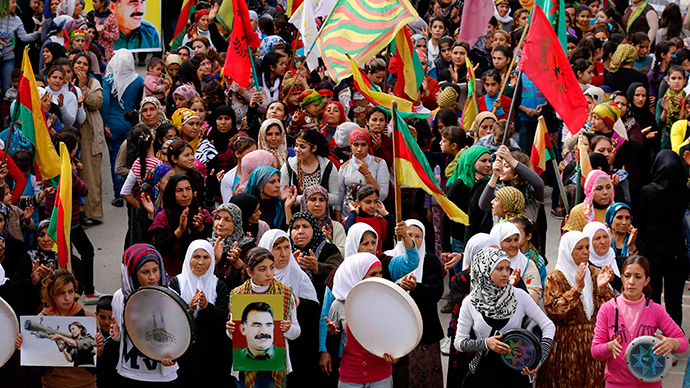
[
  {"x1": 86, "y1": 0, "x2": 161, "y2": 51},
  {"x1": 231, "y1": 295, "x2": 286, "y2": 372}
]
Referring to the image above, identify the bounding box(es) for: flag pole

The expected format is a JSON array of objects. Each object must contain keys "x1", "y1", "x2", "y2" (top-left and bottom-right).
[
  {"x1": 248, "y1": 42, "x2": 260, "y2": 91},
  {"x1": 502, "y1": 70, "x2": 522, "y2": 145},
  {"x1": 391, "y1": 101, "x2": 403, "y2": 230},
  {"x1": 492, "y1": 23, "x2": 529, "y2": 114},
  {"x1": 550, "y1": 158, "x2": 570, "y2": 214},
  {"x1": 304, "y1": 2, "x2": 339, "y2": 62}
]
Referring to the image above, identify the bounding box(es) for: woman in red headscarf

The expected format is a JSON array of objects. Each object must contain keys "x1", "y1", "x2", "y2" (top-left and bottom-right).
[
  {"x1": 320, "y1": 100, "x2": 346, "y2": 153},
  {"x1": 181, "y1": 9, "x2": 216, "y2": 51}
]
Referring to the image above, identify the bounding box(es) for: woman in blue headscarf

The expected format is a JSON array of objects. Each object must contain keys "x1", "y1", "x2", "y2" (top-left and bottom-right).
[
  {"x1": 245, "y1": 165, "x2": 297, "y2": 230},
  {"x1": 605, "y1": 202, "x2": 644, "y2": 258}
]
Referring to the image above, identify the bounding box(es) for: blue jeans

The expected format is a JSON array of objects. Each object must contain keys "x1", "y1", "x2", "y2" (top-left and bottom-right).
[
  {"x1": 519, "y1": 120, "x2": 538, "y2": 153},
  {"x1": 106, "y1": 138, "x2": 124, "y2": 199},
  {"x1": 338, "y1": 376, "x2": 393, "y2": 388},
  {"x1": 237, "y1": 372, "x2": 278, "y2": 388},
  {"x1": 1, "y1": 58, "x2": 14, "y2": 96},
  {"x1": 451, "y1": 237, "x2": 465, "y2": 275}
]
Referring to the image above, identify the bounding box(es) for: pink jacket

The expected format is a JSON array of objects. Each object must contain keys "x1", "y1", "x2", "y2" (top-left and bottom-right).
[
  {"x1": 144, "y1": 72, "x2": 166, "y2": 99},
  {"x1": 591, "y1": 296, "x2": 688, "y2": 387}
]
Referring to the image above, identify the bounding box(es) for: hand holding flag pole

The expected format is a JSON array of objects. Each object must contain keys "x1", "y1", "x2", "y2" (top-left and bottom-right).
[{"x1": 492, "y1": 23, "x2": 530, "y2": 115}]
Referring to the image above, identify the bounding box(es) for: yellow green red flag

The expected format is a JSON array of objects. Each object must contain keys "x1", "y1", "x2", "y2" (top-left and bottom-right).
[{"x1": 48, "y1": 142, "x2": 72, "y2": 270}]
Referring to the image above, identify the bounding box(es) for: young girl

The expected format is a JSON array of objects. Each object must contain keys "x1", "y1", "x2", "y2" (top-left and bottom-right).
[
  {"x1": 647, "y1": 41, "x2": 676, "y2": 101},
  {"x1": 657, "y1": 65, "x2": 687, "y2": 149},
  {"x1": 188, "y1": 97, "x2": 210, "y2": 138},
  {"x1": 366, "y1": 108, "x2": 392, "y2": 166},
  {"x1": 592, "y1": 255, "x2": 688, "y2": 387},
  {"x1": 46, "y1": 65, "x2": 78, "y2": 126},
  {"x1": 573, "y1": 58, "x2": 595, "y2": 92},
  {"x1": 631, "y1": 32, "x2": 652, "y2": 73},
  {"x1": 478, "y1": 69, "x2": 511, "y2": 120},
  {"x1": 491, "y1": 30, "x2": 510, "y2": 50},
  {"x1": 491, "y1": 46, "x2": 512, "y2": 93},
  {"x1": 343, "y1": 184, "x2": 395, "y2": 254},
  {"x1": 573, "y1": 5, "x2": 593, "y2": 39},
  {"x1": 564, "y1": 170, "x2": 615, "y2": 231},
  {"x1": 454, "y1": 247, "x2": 554, "y2": 387},
  {"x1": 434, "y1": 36, "x2": 454, "y2": 74},
  {"x1": 511, "y1": 217, "x2": 547, "y2": 293},
  {"x1": 427, "y1": 17, "x2": 447, "y2": 64},
  {"x1": 226, "y1": 248, "x2": 301, "y2": 388},
  {"x1": 258, "y1": 119, "x2": 293, "y2": 168},
  {"x1": 110, "y1": 244, "x2": 178, "y2": 384},
  {"x1": 120, "y1": 125, "x2": 161, "y2": 209}
]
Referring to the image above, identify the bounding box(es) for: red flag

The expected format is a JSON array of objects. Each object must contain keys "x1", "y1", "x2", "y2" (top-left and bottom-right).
[
  {"x1": 519, "y1": 5, "x2": 588, "y2": 135},
  {"x1": 222, "y1": 0, "x2": 261, "y2": 88}
]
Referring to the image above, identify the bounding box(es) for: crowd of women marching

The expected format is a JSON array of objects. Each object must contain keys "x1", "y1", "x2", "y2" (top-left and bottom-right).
[{"x1": 2, "y1": 0, "x2": 690, "y2": 386}]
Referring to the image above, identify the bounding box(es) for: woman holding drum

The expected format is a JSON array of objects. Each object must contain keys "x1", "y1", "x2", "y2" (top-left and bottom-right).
[
  {"x1": 592, "y1": 255, "x2": 688, "y2": 387},
  {"x1": 454, "y1": 247, "x2": 555, "y2": 387}
]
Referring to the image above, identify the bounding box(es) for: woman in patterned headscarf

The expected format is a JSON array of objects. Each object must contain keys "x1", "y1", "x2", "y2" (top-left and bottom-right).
[
  {"x1": 258, "y1": 118, "x2": 291, "y2": 167},
  {"x1": 300, "y1": 185, "x2": 346, "y2": 255},
  {"x1": 564, "y1": 170, "x2": 614, "y2": 231},
  {"x1": 492, "y1": 186, "x2": 526, "y2": 222},
  {"x1": 604, "y1": 44, "x2": 649, "y2": 95},
  {"x1": 171, "y1": 107, "x2": 217, "y2": 167},
  {"x1": 288, "y1": 211, "x2": 344, "y2": 301},
  {"x1": 139, "y1": 97, "x2": 169, "y2": 133},
  {"x1": 209, "y1": 202, "x2": 255, "y2": 290}
]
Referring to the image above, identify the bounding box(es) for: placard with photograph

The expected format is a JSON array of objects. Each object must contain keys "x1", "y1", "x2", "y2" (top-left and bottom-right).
[
  {"x1": 20, "y1": 316, "x2": 98, "y2": 367},
  {"x1": 231, "y1": 294, "x2": 285, "y2": 372},
  {"x1": 85, "y1": 0, "x2": 162, "y2": 52}
]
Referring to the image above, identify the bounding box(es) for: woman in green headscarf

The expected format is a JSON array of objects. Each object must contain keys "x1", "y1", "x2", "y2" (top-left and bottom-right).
[{"x1": 441, "y1": 145, "x2": 492, "y2": 261}]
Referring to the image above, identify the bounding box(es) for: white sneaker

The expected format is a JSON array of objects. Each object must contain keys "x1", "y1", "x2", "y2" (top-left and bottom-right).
[
  {"x1": 82, "y1": 290, "x2": 105, "y2": 305},
  {"x1": 440, "y1": 337, "x2": 452, "y2": 356}
]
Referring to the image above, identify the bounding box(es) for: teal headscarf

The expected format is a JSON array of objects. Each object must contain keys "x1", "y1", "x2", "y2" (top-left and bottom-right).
[
  {"x1": 245, "y1": 165, "x2": 285, "y2": 227},
  {"x1": 605, "y1": 202, "x2": 632, "y2": 257},
  {"x1": 447, "y1": 145, "x2": 491, "y2": 189}
]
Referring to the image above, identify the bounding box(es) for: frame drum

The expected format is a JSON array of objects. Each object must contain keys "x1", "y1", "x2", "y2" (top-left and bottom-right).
[
  {"x1": 0, "y1": 297, "x2": 17, "y2": 367},
  {"x1": 500, "y1": 328, "x2": 542, "y2": 371},
  {"x1": 124, "y1": 286, "x2": 195, "y2": 361},
  {"x1": 625, "y1": 335, "x2": 672, "y2": 383},
  {"x1": 344, "y1": 277, "x2": 423, "y2": 358}
]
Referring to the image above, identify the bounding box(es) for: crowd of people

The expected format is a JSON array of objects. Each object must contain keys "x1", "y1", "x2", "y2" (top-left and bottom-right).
[{"x1": 2, "y1": 0, "x2": 690, "y2": 386}]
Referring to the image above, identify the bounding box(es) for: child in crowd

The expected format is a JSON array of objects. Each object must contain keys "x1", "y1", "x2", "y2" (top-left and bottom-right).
[
  {"x1": 434, "y1": 36, "x2": 454, "y2": 74},
  {"x1": 657, "y1": 65, "x2": 688, "y2": 149},
  {"x1": 288, "y1": 89, "x2": 322, "y2": 135},
  {"x1": 343, "y1": 184, "x2": 395, "y2": 253},
  {"x1": 476, "y1": 119, "x2": 519, "y2": 155},
  {"x1": 631, "y1": 32, "x2": 653, "y2": 73},
  {"x1": 96, "y1": 295, "x2": 118, "y2": 388},
  {"x1": 478, "y1": 69, "x2": 511, "y2": 120},
  {"x1": 144, "y1": 57, "x2": 171, "y2": 104}
]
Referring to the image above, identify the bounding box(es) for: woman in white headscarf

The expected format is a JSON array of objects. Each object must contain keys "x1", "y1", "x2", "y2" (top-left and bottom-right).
[
  {"x1": 538, "y1": 231, "x2": 615, "y2": 388},
  {"x1": 258, "y1": 230, "x2": 320, "y2": 386},
  {"x1": 490, "y1": 222, "x2": 542, "y2": 302},
  {"x1": 101, "y1": 49, "x2": 144, "y2": 207},
  {"x1": 454, "y1": 247, "x2": 555, "y2": 387},
  {"x1": 384, "y1": 219, "x2": 445, "y2": 388},
  {"x1": 169, "y1": 240, "x2": 231, "y2": 385},
  {"x1": 583, "y1": 221, "x2": 623, "y2": 293}
]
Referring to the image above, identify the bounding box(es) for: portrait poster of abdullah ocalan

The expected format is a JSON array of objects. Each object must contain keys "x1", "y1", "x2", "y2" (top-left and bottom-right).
[{"x1": 231, "y1": 294, "x2": 286, "y2": 371}]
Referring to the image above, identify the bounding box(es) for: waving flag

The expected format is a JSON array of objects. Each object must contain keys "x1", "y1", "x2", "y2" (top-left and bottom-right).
[
  {"x1": 530, "y1": 116, "x2": 556, "y2": 175},
  {"x1": 392, "y1": 105, "x2": 468, "y2": 224},
  {"x1": 170, "y1": 0, "x2": 195, "y2": 50},
  {"x1": 519, "y1": 6, "x2": 588, "y2": 135},
  {"x1": 48, "y1": 142, "x2": 73, "y2": 270},
  {"x1": 15, "y1": 48, "x2": 61, "y2": 186},
  {"x1": 534, "y1": 0, "x2": 567, "y2": 52},
  {"x1": 391, "y1": 28, "x2": 424, "y2": 102},
  {"x1": 457, "y1": 0, "x2": 494, "y2": 47},
  {"x1": 289, "y1": 0, "x2": 319, "y2": 70},
  {"x1": 316, "y1": 0, "x2": 418, "y2": 81},
  {"x1": 219, "y1": 0, "x2": 261, "y2": 88},
  {"x1": 461, "y1": 58, "x2": 478, "y2": 130},
  {"x1": 286, "y1": 0, "x2": 304, "y2": 16}
]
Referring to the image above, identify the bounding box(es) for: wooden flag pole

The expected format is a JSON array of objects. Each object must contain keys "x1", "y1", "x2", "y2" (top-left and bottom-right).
[
  {"x1": 391, "y1": 101, "x2": 403, "y2": 229},
  {"x1": 551, "y1": 158, "x2": 570, "y2": 214},
  {"x1": 491, "y1": 23, "x2": 530, "y2": 114},
  {"x1": 502, "y1": 70, "x2": 522, "y2": 145},
  {"x1": 304, "y1": 1, "x2": 339, "y2": 61}
]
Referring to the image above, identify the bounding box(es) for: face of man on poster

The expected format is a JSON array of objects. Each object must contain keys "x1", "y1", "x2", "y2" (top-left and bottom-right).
[
  {"x1": 240, "y1": 303, "x2": 275, "y2": 358},
  {"x1": 109, "y1": 0, "x2": 146, "y2": 35}
]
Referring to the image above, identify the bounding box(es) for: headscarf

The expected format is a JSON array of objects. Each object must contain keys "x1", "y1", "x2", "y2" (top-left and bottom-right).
[
  {"x1": 260, "y1": 35, "x2": 286, "y2": 56},
  {"x1": 323, "y1": 101, "x2": 346, "y2": 125},
  {"x1": 468, "y1": 247, "x2": 517, "y2": 319},
  {"x1": 258, "y1": 230, "x2": 318, "y2": 303},
  {"x1": 331, "y1": 253, "x2": 381, "y2": 301},
  {"x1": 289, "y1": 211, "x2": 327, "y2": 260},
  {"x1": 140, "y1": 164, "x2": 172, "y2": 215},
  {"x1": 334, "y1": 122, "x2": 360, "y2": 149},
  {"x1": 299, "y1": 89, "x2": 322, "y2": 108},
  {"x1": 384, "y1": 219, "x2": 426, "y2": 282},
  {"x1": 471, "y1": 112, "x2": 498, "y2": 137},
  {"x1": 245, "y1": 166, "x2": 285, "y2": 227},
  {"x1": 156, "y1": 137, "x2": 180, "y2": 161},
  {"x1": 210, "y1": 203, "x2": 254, "y2": 254},
  {"x1": 162, "y1": 174, "x2": 200, "y2": 231},
  {"x1": 584, "y1": 87, "x2": 605, "y2": 106},
  {"x1": 490, "y1": 222, "x2": 529, "y2": 273},
  {"x1": 461, "y1": 233, "x2": 500, "y2": 271},
  {"x1": 207, "y1": 105, "x2": 237, "y2": 152},
  {"x1": 105, "y1": 50, "x2": 139, "y2": 109},
  {"x1": 447, "y1": 145, "x2": 490, "y2": 188},
  {"x1": 195, "y1": 9, "x2": 210, "y2": 23},
  {"x1": 121, "y1": 244, "x2": 169, "y2": 299},
  {"x1": 436, "y1": 86, "x2": 459, "y2": 108},
  {"x1": 165, "y1": 54, "x2": 182, "y2": 68},
  {"x1": 44, "y1": 42, "x2": 67, "y2": 66},
  {"x1": 66, "y1": 28, "x2": 87, "y2": 51},
  {"x1": 650, "y1": 150, "x2": 686, "y2": 191},
  {"x1": 626, "y1": 82, "x2": 649, "y2": 113},
  {"x1": 583, "y1": 222, "x2": 620, "y2": 277},
  {"x1": 258, "y1": 119, "x2": 289, "y2": 165},
  {"x1": 610, "y1": 44, "x2": 637, "y2": 72},
  {"x1": 299, "y1": 185, "x2": 333, "y2": 236},
  {"x1": 235, "y1": 150, "x2": 275, "y2": 193},
  {"x1": 344, "y1": 223, "x2": 378, "y2": 258},
  {"x1": 177, "y1": 240, "x2": 217, "y2": 316},
  {"x1": 583, "y1": 170, "x2": 614, "y2": 222},
  {"x1": 230, "y1": 193, "x2": 261, "y2": 239},
  {"x1": 555, "y1": 231, "x2": 594, "y2": 319},
  {"x1": 605, "y1": 202, "x2": 632, "y2": 257},
  {"x1": 138, "y1": 97, "x2": 168, "y2": 132},
  {"x1": 279, "y1": 76, "x2": 305, "y2": 101},
  {"x1": 171, "y1": 109, "x2": 200, "y2": 136},
  {"x1": 172, "y1": 84, "x2": 200, "y2": 104},
  {"x1": 56, "y1": 0, "x2": 77, "y2": 17},
  {"x1": 348, "y1": 128, "x2": 369, "y2": 145},
  {"x1": 495, "y1": 186, "x2": 526, "y2": 221},
  {"x1": 592, "y1": 102, "x2": 621, "y2": 130}
]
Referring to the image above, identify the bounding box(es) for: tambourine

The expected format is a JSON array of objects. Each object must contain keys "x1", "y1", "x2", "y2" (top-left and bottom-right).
[
  {"x1": 123, "y1": 286, "x2": 195, "y2": 361},
  {"x1": 344, "y1": 277, "x2": 423, "y2": 359},
  {"x1": 0, "y1": 296, "x2": 17, "y2": 367},
  {"x1": 625, "y1": 335, "x2": 672, "y2": 383},
  {"x1": 500, "y1": 328, "x2": 542, "y2": 371}
]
